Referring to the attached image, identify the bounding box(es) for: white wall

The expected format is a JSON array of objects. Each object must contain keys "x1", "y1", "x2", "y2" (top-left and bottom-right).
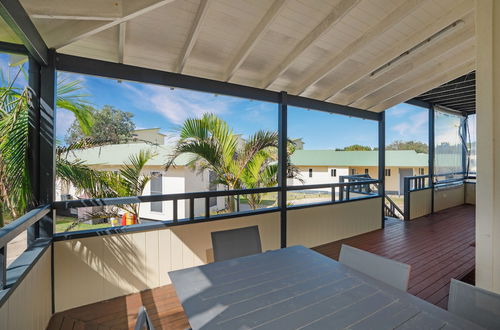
[
  {"x1": 291, "y1": 166, "x2": 349, "y2": 187},
  {"x1": 0, "y1": 246, "x2": 52, "y2": 330},
  {"x1": 54, "y1": 212, "x2": 280, "y2": 312}
]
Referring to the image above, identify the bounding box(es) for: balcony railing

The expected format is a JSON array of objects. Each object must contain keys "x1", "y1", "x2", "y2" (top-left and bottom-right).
[{"x1": 403, "y1": 171, "x2": 475, "y2": 220}]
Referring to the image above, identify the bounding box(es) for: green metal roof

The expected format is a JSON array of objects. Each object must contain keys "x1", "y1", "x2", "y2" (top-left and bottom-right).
[
  {"x1": 290, "y1": 150, "x2": 429, "y2": 167},
  {"x1": 65, "y1": 143, "x2": 191, "y2": 166},
  {"x1": 69, "y1": 145, "x2": 434, "y2": 168}
]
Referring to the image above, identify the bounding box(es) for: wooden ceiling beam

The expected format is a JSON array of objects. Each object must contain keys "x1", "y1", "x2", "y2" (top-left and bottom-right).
[
  {"x1": 222, "y1": 0, "x2": 288, "y2": 81},
  {"x1": 361, "y1": 44, "x2": 474, "y2": 109},
  {"x1": 316, "y1": 0, "x2": 474, "y2": 102},
  {"x1": 175, "y1": 0, "x2": 211, "y2": 73},
  {"x1": 370, "y1": 58, "x2": 475, "y2": 112},
  {"x1": 259, "y1": 0, "x2": 360, "y2": 89},
  {"x1": 346, "y1": 25, "x2": 474, "y2": 108},
  {"x1": 117, "y1": 22, "x2": 126, "y2": 63},
  {"x1": 291, "y1": 0, "x2": 426, "y2": 96},
  {"x1": 49, "y1": 0, "x2": 176, "y2": 49}
]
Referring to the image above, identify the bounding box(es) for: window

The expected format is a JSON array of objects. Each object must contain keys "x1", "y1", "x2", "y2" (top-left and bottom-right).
[
  {"x1": 419, "y1": 168, "x2": 425, "y2": 175},
  {"x1": 331, "y1": 169, "x2": 336, "y2": 177},
  {"x1": 385, "y1": 169, "x2": 391, "y2": 176},
  {"x1": 308, "y1": 168, "x2": 313, "y2": 178},
  {"x1": 150, "y1": 172, "x2": 163, "y2": 212},
  {"x1": 364, "y1": 168, "x2": 369, "y2": 175},
  {"x1": 351, "y1": 169, "x2": 356, "y2": 175}
]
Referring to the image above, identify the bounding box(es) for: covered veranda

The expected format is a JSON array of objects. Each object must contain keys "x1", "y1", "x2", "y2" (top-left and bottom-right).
[{"x1": 0, "y1": 0, "x2": 497, "y2": 329}]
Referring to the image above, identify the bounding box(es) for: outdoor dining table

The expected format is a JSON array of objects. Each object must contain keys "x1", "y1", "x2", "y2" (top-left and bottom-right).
[{"x1": 168, "y1": 245, "x2": 482, "y2": 330}]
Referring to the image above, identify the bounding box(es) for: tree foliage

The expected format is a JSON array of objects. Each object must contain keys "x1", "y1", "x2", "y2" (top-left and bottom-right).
[
  {"x1": 167, "y1": 114, "x2": 299, "y2": 211},
  {"x1": 335, "y1": 144, "x2": 373, "y2": 151},
  {"x1": 65, "y1": 105, "x2": 135, "y2": 145},
  {"x1": 0, "y1": 69, "x2": 93, "y2": 223},
  {"x1": 386, "y1": 140, "x2": 429, "y2": 154}
]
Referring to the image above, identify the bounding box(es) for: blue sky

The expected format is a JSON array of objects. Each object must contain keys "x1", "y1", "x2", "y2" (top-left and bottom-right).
[
  {"x1": 0, "y1": 53, "x2": 430, "y2": 149},
  {"x1": 55, "y1": 71, "x2": 430, "y2": 149}
]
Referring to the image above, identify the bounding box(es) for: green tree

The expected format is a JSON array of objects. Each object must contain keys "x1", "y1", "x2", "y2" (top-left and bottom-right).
[
  {"x1": 65, "y1": 105, "x2": 135, "y2": 144},
  {"x1": 167, "y1": 114, "x2": 286, "y2": 212},
  {"x1": 60, "y1": 150, "x2": 155, "y2": 230},
  {"x1": 0, "y1": 69, "x2": 93, "y2": 225},
  {"x1": 386, "y1": 140, "x2": 429, "y2": 153},
  {"x1": 335, "y1": 144, "x2": 373, "y2": 151}
]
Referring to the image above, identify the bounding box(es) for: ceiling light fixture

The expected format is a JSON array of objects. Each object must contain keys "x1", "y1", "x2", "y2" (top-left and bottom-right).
[{"x1": 370, "y1": 19, "x2": 465, "y2": 79}]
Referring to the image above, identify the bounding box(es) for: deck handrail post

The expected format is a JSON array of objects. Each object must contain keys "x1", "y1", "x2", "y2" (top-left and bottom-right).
[
  {"x1": 278, "y1": 91, "x2": 288, "y2": 248},
  {"x1": 378, "y1": 111, "x2": 386, "y2": 228}
]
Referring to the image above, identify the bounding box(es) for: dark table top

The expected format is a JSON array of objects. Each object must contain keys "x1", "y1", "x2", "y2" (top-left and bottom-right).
[{"x1": 169, "y1": 246, "x2": 482, "y2": 330}]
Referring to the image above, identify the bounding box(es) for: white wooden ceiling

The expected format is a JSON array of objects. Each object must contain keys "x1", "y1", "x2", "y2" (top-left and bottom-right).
[{"x1": 7, "y1": 0, "x2": 476, "y2": 112}]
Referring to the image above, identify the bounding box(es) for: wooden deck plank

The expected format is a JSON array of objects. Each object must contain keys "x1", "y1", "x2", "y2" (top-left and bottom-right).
[{"x1": 48, "y1": 205, "x2": 474, "y2": 330}]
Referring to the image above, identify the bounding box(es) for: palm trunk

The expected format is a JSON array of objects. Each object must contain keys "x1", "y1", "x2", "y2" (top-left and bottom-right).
[{"x1": 0, "y1": 202, "x2": 4, "y2": 227}]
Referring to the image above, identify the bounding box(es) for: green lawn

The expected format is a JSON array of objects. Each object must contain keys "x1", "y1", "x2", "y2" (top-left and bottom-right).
[{"x1": 56, "y1": 216, "x2": 112, "y2": 233}]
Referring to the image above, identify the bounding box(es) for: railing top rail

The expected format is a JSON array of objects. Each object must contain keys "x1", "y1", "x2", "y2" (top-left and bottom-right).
[
  {"x1": 0, "y1": 205, "x2": 51, "y2": 248},
  {"x1": 404, "y1": 174, "x2": 430, "y2": 180},
  {"x1": 54, "y1": 186, "x2": 282, "y2": 210},
  {"x1": 287, "y1": 179, "x2": 379, "y2": 192},
  {"x1": 55, "y1": 180, "x2": 381, "y2": 210}
]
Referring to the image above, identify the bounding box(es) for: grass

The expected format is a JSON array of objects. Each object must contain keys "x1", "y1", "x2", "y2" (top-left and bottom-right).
[{"x1": 56, "y1": 216, "x2": 112, "y2": 233}]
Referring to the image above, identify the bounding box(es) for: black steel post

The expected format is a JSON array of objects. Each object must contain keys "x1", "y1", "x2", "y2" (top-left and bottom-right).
[
  {"x1": 378, "y1": 111, "x2": 386, "y2": 228},
  {"x1": 429, "y1": 105, "x2": 435, "y2": 213},
  {"x1": 38, "y1": 50, "x2": 56, "y2": 238},
  {"x1": 278, "y1": 91, "x2": 288, "y2": 248},
  {"x1": 27, "y1": 57, "x2": 41, "y2": 246},
  {"x1": 462, "y1": 114, "x2": 468, "y2": 176}
]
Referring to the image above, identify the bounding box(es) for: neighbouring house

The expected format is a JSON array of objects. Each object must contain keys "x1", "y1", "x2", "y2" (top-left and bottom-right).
[
  {"x1": 57, "y1": 128, "x2": 225, "y2": 222},
  {"x1": 290, "y1": 150, "x2": 429, "y2": 195}
]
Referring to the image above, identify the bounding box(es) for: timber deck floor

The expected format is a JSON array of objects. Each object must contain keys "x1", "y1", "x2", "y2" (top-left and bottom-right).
[{"x1": 47, "y1": 204, "x2": 475, "y2": 330}]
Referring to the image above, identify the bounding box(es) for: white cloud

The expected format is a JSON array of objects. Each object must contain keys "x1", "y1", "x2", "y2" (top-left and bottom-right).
[
  {"x1": 122, "y1": 83, "x2": 234, "y2": 124},
  {"x1": 55, "y1": 108, "x2": 76, "y2": 139},
  {"x1": 392, "y1": 111, "x2": 428, "y2": 138}
]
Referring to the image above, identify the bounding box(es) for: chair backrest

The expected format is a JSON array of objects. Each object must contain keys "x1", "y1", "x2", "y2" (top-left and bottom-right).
[
  {"x1": 448, "y1": 279, "x2": 500, "y2": 329},
  {"x1": 339, "y1": 244, "x2": 411, "y2": 291},
  {"x1": 211, "y1": 225, "x2": 262, "y2": 262},
  {"x1": 134, "y1": 306, "x2": 155, "y2": 330}
]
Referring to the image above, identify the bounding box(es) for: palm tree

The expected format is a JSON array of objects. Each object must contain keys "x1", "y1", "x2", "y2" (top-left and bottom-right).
[
  {"x1": 167, "y1": 113, "x2": 299, "y2": 211},
  {"x1": 0, "y1": 66, "x2": 93, "y2": 225},
  {"x1": 61, "y1": 149, "x2": 155, "y2": 231}
]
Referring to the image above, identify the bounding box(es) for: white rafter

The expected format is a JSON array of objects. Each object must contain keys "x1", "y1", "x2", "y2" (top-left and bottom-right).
[
  {"x1": 175, "y1": 0, "x2": 211, "y2": 73},
  {"x1": 370, "y1": 58, "x2": 475, "y2": 112},
  {"x1": 316, "y1": 0, "x2": 474, "y2": 102},
  {"x1": 221, "y1": 0, "x2": 288, "y2": 82},
  {"x1": 31, "y1": 14, "x2": 116, "y2": 21},
  {"x1": 347, "y1": 26, "x2": 474, "y2": 108},
  {"x1": 258, "y1": 0, "x2": 360, "y2": 89},
  {"x1": 291, "y1": 0, "x2": 426, "y2": 96},
  {"x1": 49, "y1": 0, "x2": 177, "y2": 49},
  {"x1": 118, "y1": 22, "x2": 126, "y2": 64}
]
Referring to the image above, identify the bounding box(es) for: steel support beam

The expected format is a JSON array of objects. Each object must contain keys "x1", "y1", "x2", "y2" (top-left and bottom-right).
[
  {"x1": 429, "y1": 105, "x2": 435, "y2": 213},
  {"x1": 0, "y1": 0, "x2": 48, "y2": 65},
  {"x1": 278, "y1": 91, "x2": 288, "y2": 248},
  {"x1": 55, "y1": 53, "x2": 378, "y2": 121},
  {"x1": 378, "y1": 111, "x2": 385, "y2": 228},
  {"x1": 27, "y1": 50, "x2": 56, "y2": 245}
]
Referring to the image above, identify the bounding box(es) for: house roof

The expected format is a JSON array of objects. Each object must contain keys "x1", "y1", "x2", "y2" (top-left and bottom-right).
[
  {"x1": 65, "y1": 143, "x2": 191, "y2": 167},
  {"x1": 290, "y1": 150, "x2": 429, "y2": 167}
]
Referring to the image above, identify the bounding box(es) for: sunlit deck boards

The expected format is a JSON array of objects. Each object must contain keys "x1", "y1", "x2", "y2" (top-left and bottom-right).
[
  {"x1": 47, "y1": 204, "x2": 474, "y2": 329},
  {"x1": 313, "y1": 204, "x2": 475, "y2": 309}
]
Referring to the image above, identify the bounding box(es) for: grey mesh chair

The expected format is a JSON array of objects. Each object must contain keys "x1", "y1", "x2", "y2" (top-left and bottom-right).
[
  {"x1": 448, "y1": 279, "x2": 500, "y2": 329},
  {"x1": 211, "y1": 226, "x2": 262, "y2": 262},
  {"x1": 339, "y1": 244, "x2": 411, "y2": 291},
  {"x1": 134, "y1": 306, "x2": 155, "y2": 330}
]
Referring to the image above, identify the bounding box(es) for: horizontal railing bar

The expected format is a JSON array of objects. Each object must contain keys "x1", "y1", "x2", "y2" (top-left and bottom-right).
[
  {"x1": 54, "y1": 187, "x2": 281, "y2": 209},
  {"x1": 0, "y1": 205, "x2": 51, "y2": 248},
  {"x1": 287, "y1": 180, "x2": 379, "y2": 191},
  {"x1": 55, "y1": 181, "x2": 381, "y2": 210}
]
